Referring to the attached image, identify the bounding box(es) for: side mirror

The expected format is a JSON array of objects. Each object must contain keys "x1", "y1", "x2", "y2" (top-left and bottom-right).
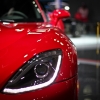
[
  {"x1": 53, "y1": 9, "x2": 70, "y2": 19},
  {"x1": 49, "y1": 9, "x2": 70, "y2": 25}
]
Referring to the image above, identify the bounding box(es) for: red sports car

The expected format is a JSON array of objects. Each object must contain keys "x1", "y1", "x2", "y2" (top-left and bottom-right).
[{"x1": 0, "y1": 0, "x2": 78, "y2": 100}]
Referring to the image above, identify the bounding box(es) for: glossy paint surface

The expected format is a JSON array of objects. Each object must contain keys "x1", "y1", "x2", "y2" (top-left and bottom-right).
[{"x1": 0, "y1": 0, "x2": 78, "y2": 100}]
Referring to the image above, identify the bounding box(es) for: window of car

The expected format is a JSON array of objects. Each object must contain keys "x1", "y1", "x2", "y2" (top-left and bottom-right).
[{"x1": 0, "y1": 0, "x2": 44, "y2": 22}]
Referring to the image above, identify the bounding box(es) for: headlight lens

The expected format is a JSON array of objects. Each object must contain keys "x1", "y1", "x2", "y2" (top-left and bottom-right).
[{"x1": 3, "y1": 49, "x2": 62, "y2": 94}]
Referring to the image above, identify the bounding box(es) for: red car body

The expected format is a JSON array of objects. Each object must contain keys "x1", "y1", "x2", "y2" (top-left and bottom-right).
[{"x1": 0, "y1": 0, "x2": 78, "y2": 100}]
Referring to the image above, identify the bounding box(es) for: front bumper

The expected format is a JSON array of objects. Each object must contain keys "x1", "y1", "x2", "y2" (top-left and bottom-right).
[{"x1": 0, "y1": 76, "x2": 78, "y2": 100}]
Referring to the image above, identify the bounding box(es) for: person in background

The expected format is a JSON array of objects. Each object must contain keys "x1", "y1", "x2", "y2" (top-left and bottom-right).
[
  {"x1": 74, "y1": 3, "x2": 89, "y2": 23},
  {"x1": 70, "y1": 3, "x2": 89, "y2": 37}
]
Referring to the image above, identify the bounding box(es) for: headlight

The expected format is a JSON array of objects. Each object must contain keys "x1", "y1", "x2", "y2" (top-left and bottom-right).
[{"x1": 3, "y1": 49, "x2": 62, "y2": 94}]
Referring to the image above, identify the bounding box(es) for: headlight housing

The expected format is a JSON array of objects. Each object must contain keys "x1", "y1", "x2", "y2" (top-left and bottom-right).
[{"x1": 3, "y1": 49, "x2": 62, "y2": 94}]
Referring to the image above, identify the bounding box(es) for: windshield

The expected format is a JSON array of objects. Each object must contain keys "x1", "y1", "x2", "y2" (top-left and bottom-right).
[{"x1": 0, "y1": 0, "x2": 44, "y2": 22}]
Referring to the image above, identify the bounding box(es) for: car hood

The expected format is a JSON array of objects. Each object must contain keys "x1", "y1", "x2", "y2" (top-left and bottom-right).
[
  {"x1": 0, "y1": 22, "x2": 49, "y2": 50},
  {"x1": 0, "y1": 22, "x2": 54, "y2": 89}
]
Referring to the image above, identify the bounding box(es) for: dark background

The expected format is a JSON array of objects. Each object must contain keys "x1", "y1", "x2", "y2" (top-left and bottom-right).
[
  {"x1": 39, "y1": 0, "x2": 100, "y2": 23},
  {"x1": 69, "y1": 0, "x2": 100, "y2": 23}
]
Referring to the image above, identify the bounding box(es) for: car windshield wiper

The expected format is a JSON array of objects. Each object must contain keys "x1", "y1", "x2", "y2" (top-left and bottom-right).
[{"x1": 0, "y1": 19, "x2": 15, "y2": 22}]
